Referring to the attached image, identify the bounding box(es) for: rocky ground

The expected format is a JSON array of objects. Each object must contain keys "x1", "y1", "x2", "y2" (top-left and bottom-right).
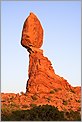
[{"x1": 1, "y1": 85, "x2": 81, "y2": 112}]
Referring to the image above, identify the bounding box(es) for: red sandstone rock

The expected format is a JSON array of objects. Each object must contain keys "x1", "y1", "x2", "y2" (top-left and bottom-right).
[
  {"x1": 26, "y1": 48, "x2": 74, "y2": 94},
  {"x1": 0, "y1": 13, "x2": 81, "y2": 116},
  {"x1": 1, "y1": 89, "x2": 81, "y2": 112},
  {"x1": 21, "y1": 12, "x2": 73, "y2": 94},
  {"x1": 21, "y1": 12, "x2": 43, "y2": 48},
  {"x1": 16, "y1": 12, "x2": 81, "y2": 112},
  {"x1": 73, "y1": 86, "x2": 81, "y2": 95}
]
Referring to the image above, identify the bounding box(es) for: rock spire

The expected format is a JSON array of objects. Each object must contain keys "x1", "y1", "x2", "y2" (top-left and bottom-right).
[
  {"x1": 20, "y1": 12, "x2": 81, "y2": 112},
  {"x1": 21, "y1": 12, "x2": 72, "y2": 94}
]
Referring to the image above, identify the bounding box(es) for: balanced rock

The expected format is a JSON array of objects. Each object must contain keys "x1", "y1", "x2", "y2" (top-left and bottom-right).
[
  {"x1": 21, "y1": 12, "x2": 43, "y2": 48},
  {"x1": 20, "y1": 12, "x2": 81, "y2": 112},
  {"x1": 21, "y1": 12, "x2": 72, "y2": 94}
]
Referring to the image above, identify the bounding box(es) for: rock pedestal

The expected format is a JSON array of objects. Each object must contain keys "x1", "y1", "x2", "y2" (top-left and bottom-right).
[
  {"x1": 21, "y1": 12, "x2": 72, "y2": 94},
  {"x1": 26, "y1": 47, "x2": 72, "y2": 94}
]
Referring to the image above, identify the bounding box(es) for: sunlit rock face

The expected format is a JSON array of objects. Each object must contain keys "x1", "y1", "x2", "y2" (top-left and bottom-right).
[
  {"x1": 21, "y1": 12, "x2": 72, "y2": 94},
  {"x1": 21, "y1": 12, "x2": 43, "y2": 48},
  {"x1": 21, "y1": 12, "x2": 57, "y2": 93},
  {"x1": 26, "y1": 47, "x2": 73, "y2": 94},
  {"x1": 20, "y1": 12, "x2": 81, "y2": 112}
]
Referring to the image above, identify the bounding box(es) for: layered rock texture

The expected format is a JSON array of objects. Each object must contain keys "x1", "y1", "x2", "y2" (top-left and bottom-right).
[
  {"x1": 20, "y1": 12, "x2": 81, "y2": 111},
  {"x1": 2, "y1": 12, "x2": 80, "y2": 114},
  {"x1": 26, "y1": 48, "x2": 72, "y2": 94}
]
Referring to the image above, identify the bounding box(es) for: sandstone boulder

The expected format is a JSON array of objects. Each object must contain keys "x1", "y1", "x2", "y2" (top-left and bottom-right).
[{"x1": 21, "y1": 12, "x2": 43, "y2": 48}]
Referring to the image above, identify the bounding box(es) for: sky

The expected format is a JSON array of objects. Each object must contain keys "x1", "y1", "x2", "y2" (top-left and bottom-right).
[{"x1": 1, "y1": 1, "x2": 81, "y2": 93}]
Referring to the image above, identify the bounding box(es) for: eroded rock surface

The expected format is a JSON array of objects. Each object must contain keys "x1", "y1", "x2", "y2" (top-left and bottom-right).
[
  {"x1": 21, "y1": 12, "x2": 43, "y2": 48},
  {"x1": 20, "y1": 12, "x2": 81, "y2": 112},
  {"x1": 26, "y1": 48, "x2": 72, "y2": 94}
]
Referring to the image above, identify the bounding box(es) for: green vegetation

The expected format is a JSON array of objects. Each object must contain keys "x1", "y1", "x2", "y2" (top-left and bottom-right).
[
  {"x1": 78, "y1": 107, "x2": 81, "y2": 111},
  {"x1": 1, "y1": 104, "x2": 81, "y2": 121},
  {"x1": 63, "y1": 100, "x2": 68, "y2": 105},
  {"x1": 76, "y1": 100, "x2": 81, "y2": 103},
  {"x1": 54, "y1": 88, "x2": 59, "y2": 92},
  {"x1": 20, "y1": 91, "x2": 26, "y2": 95},
  {"x1": 30, "y1": 103, "x2": 36, "y2": 108},
  {"x1": 50, "y1": 88, "x2": 62, "y2": 94},
  {"x1": 22, "y1": 105, "x2": 29, "y2": 108},
  {"x1": 10, "y1": 102, "x2": 18, "y2": 107},
  {"x1": 64, "y1": 110, "x2": 81, "y2": 121},
  {"x1": 50, "y1": 90, "x2": 55, "y2": 94},
  {"x1": 31, "y1": 95, "x2": 37, "y2": 100}
]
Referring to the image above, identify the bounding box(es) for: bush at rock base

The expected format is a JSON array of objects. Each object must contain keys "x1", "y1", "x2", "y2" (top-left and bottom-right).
[{"x1": 1, "y1": 104, "x2": 81, "y2": 121}]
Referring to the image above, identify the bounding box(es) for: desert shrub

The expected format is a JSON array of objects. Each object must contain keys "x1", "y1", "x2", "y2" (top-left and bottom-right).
[
  {"x1": 1, "y1": 105, "x2": 65, "y2": 121},
  {"x1": 28, "y1": 104, "x2": 66, "y2": 121},
  {"x1": 76, "y1": 100, "x2": 81, "y2": 103},
  {"x1": 1, "y1": 107, "x2": 8, "y2": 114},
  {"x1": 30, "y1": 104, "x2": 36, "y2": 108},
  {"x1": 10, "y1": 102, "x2": 17, "y2": 106},
  {"x1": 31, "y1": 95, "x2": 37, "y2": 100},
  {"x1": 50, "y1": 88, "x2": 61, "y2": 94},
  {"x1": 63, "y1": 100, "x2": 68, "y2": 105},
  {"x1": 1, "y1": 104, "x2": 81, "y2": 121},
  {"x1": 1, "y1": 106, "x2": 12, "y2": 121},
  {"x1": 54, "y1": 88, "x2": 59, "y2": 92},
  {"x1": 50, "y1": 90, "x2": 55, "y2": 94},
  {"x1": 77, "y1": 107, "x2": 81, "y2": 111},
  {"x1": 64, "y1": 110, "x2": 81, "y2": 121},
  {"x1": 22, "y1": 105, "x2": 29, "y2": 108},
  {"x1": 20, "y1": 91, "x2": 26, "y2": 95}
]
